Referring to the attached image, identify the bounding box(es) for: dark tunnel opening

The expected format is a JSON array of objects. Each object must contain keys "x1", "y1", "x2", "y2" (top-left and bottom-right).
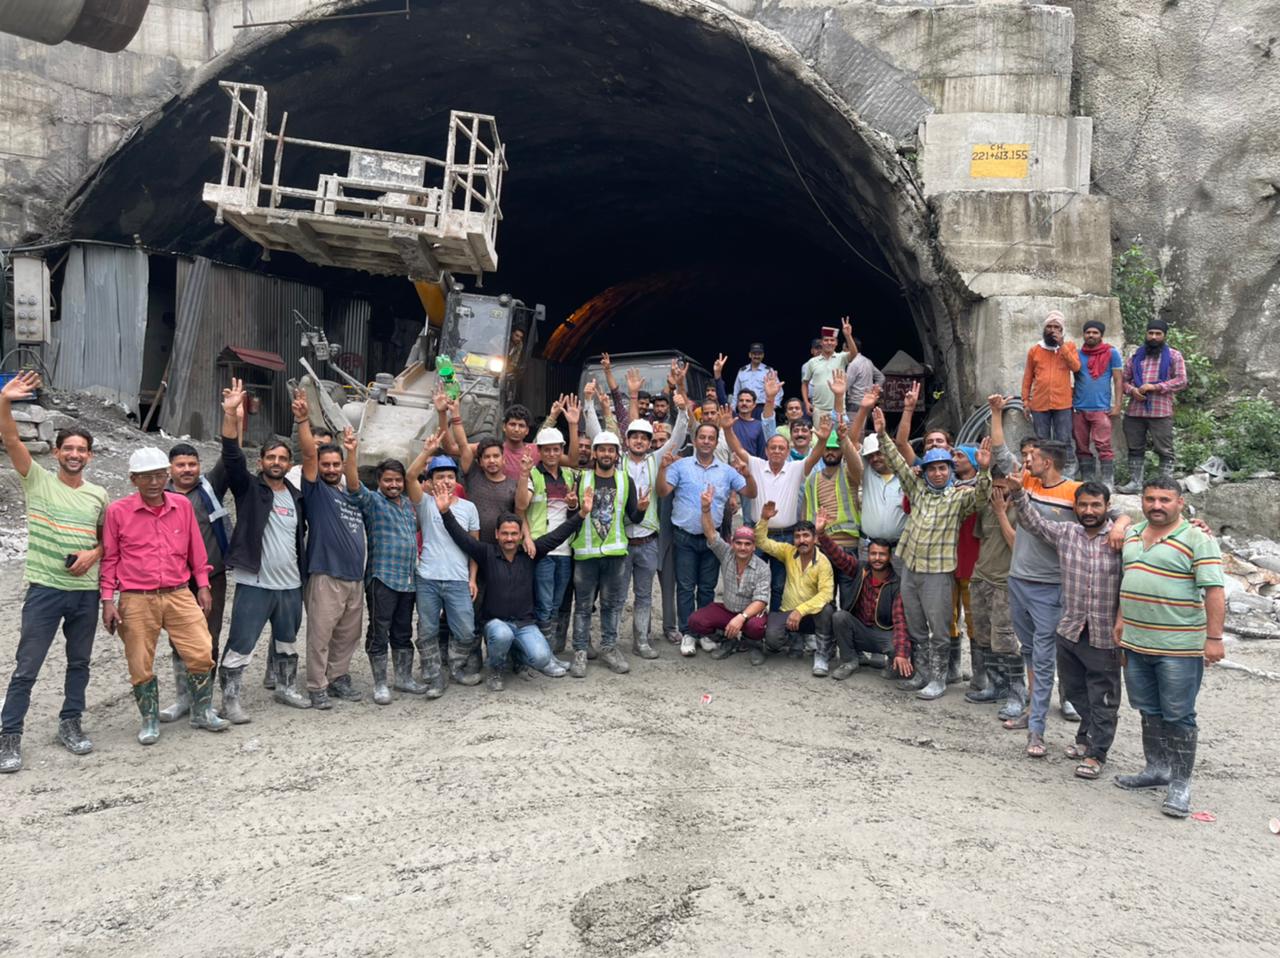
[{"x1": 58, "y1": 0, "x2": 934, "y2": 413}]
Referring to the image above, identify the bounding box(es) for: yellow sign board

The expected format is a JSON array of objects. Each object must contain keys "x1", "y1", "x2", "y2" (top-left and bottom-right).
[{"x1": 969, "y1": 143, "x2": 1030, "y2": 179}]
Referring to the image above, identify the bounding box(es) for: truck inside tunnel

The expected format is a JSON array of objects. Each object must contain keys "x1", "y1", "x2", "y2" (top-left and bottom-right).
[{"x1": 54, "y1": 0, "x2": 948, "y2": 425}]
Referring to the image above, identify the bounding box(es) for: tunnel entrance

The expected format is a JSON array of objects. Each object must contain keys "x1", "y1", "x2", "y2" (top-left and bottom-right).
[{"x1": 58, "y1": 0, "x2": 948, "y2": 421}]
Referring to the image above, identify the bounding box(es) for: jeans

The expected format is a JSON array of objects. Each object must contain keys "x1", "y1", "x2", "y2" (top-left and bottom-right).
[
  {"x1": 533, "y1": 554, "x2": 573, "y2": 628},
  {"x1": 673, "y1": 527, "x2": 719, "y2": 632},
  {"x1": 415, "y1": 578, "x2": 476, "y2": 672},
  {"x1": 833, "y1": 611, "x2": 894, "y2": 659},
  {"x1": 484, "y1": 619, "x2": 555, "y2": 673},
  {"x1": 572, "y1": 556, "x2": 627, "y2": 652},
  {"x1": 223, "y1": 583, "x2": 303, "y2": 668},
  {"x1": 1057, "y1": 630, "x2": 1123, "y2": 761},
  {"x1": 365, "y1": 578, "x2": 415, "y2": 655},
  {"x1": 621, "y1": 536, "x2": 659, "y2": 643},
  {"x1": 1008, "y1": 577, "x2": 1063, "y2": 735},
  {"x1": 899, "y1": 568, "x2": 954, "y2": 661},
  {"x1": 1, "y1": 586, "x2": 98, "y2": 735},
  {"x1": 1031, "y1": 408, "x2": 1076, "y2": 473},
  {"x1": 1123, "y1": 649, "x2": 1204, "y2": 729}
]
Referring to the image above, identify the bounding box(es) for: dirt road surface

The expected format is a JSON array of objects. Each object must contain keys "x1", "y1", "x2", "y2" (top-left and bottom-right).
[{"x1": 2, "y1": 571, "x2": 1278, "y2": 957}]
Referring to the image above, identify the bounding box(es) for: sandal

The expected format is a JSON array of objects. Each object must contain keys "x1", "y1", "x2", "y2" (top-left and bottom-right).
[
  {"x1": 1003, "y1": 710, "x2": 1029, "y2": 731},
  {"x1": 1064, "y1": 742, "x2": 1089, "y2": 760},
  {"x1": 1074, "y1": 758, "x2": 1103, "y2": 780},
  {"x1": 1025, "y1": 732, "x2": 1046, "y2": 758}
]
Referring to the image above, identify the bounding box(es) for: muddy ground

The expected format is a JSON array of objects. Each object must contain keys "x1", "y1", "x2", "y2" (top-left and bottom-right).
[{"x1": 1, "y1": 399, "x2": 1279, "y2": 956}]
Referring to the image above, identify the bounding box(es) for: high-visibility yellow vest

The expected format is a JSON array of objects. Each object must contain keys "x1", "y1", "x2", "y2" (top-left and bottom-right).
[
  {"x1": 804, "y1": 466, "x2": 860, "y2": 538},
  {"x1": 571, "y1": 469, "x2": 631, "y2": 559}
]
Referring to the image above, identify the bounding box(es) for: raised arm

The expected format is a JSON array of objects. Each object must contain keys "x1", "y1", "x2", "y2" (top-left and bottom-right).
[
  {"x1": 342, "y1": 427, "x2": 361, "y2": 492},
  {"x1": 754, "y1": 502, "x2": 787, "y2": 559},
  {"x1": 873, "y1": 406, "x2": 921, "y2": 495},
  {"x1": 712, "y1": 353, "x2": 728, "y2": 406},
  {"x1": 0, "y1": 370, "x2": 38, "y2": 477},
  {"x1": 656, "y1": 448, "x2": 677, "y2": 499},
  {"x1": 535, "y1": 486, "x2": 591, "y2": 559},
  {"x1": 562, "y1": 393, "x2": 582, "y2": 458},
  {"x1": 986, "y1": 393, "x2": 1022, "y2": 476},
  {"x1": 815, "y1": 511, "x2": 858, "y2": 576},
  {"x1": 405, "y1": 429, "x2": 445, "y2": 505},
  {"x1": 894, "y1": 380, "x2": 919, "y2": 465},
  {"x1": 292, "y1": 388, "x2": 318, "y2": 483},
  {"x1": 718, "y1": 404, "x2": 753, "y2": 464},
  {"x1": 655, "y1": 396, "x2": 689, "y2": 461},
  {"x1": 437, "y1": 486, "x2": 488, "y2": 563},
  {"x1": 1062, "y1": 339, "x2": 1081, "y2": 373},
  {"x1": 841, "y1": 316, "x2": 857, "y2": 357},
  {"x1": 448, "y1": 398, "x2": 476, "y2": 474},
  {"x1": 515, "y1": 453, "x2": 534, "y2": 513}
]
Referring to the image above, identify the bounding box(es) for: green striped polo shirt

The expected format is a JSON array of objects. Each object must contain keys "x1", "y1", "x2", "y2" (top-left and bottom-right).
[
  {"x1": 1119, "y1": 518, "x2": 1224, "y2": 656},
  {"x1": 21, "y1": 462, "x2": 108, "y2": 591}
]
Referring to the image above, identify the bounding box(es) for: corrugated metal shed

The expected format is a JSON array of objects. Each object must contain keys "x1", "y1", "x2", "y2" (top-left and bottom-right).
[
  {"x1": 324, "y1": 295, "x2": 372, "y2": 385},
  {"x1": 53, "y1": 245, "x2": 149, "y2": 412}
]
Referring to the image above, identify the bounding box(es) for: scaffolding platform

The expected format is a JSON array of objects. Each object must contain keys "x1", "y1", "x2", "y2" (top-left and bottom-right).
[{"x1": 202, "y1": 82, "x2": 505, "y2": 281}]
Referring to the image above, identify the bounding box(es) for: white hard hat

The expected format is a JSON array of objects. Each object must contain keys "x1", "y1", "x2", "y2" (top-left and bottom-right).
[
  {"x1": 626, "y1": 419, "x2": 653, "y2": 436},
  {"x1": 129, "y1": 447, "x2": 170, "y2": 474},
  {"x1": 535, "y1": 427, "x2": 565, "y2": 447},
  {"x1": 592, "y1": 431, "x2": 621, "y2": 448},
  {"x1": 860, "y1": 434, "x2": 881, "y2": 456}
]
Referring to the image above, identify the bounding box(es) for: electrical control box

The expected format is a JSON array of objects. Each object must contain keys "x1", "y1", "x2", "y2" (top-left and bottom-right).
[{"x1": 12, "y1": 256, "x2": 51, "y2": 345}]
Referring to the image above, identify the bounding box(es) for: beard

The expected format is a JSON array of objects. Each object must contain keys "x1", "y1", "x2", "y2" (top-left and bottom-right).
[
  {"x1": 1043, "y1": 330, "x2": 1059, "y2": 346},
  {"x1": 1146, "y1": 337, "x2": 1163, "y2": 349}
]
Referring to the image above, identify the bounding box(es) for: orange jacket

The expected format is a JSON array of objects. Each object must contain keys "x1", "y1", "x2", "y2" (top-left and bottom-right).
[{"x1": 1021, "y1": 341, "x2": 1080, "y2": 412}]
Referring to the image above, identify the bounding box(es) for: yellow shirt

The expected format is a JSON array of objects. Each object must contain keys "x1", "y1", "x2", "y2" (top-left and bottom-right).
[{"x1": 754, "y1": 521, "x2": 834, "y2": 616}]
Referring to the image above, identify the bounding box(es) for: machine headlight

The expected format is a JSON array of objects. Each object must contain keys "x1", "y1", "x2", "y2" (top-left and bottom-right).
[{"x1": 487, "y1": 357, "x2": 505, "y2": 374}]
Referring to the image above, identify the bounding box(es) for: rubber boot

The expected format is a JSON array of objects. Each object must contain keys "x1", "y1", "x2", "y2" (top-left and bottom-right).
[
  {"x1": 262, "y1": 642, "x2": 277, "y2": 690},
  {"x1": 133, "y1": 677, "x2": 160, "y2": 745},
  {"x1": 632, "y1": 603, "x2": 658, "y2": 659},
  {"x1": 414, "y1": 635, "x2": 447, "y2": 699},
  {"x1": 1114, "y1": 713, "x2": 1172, "y2": 791},
  {"x1": 0, "y1": 733, "x2": 21, "y2": 773},
  {"x1": 369, "y1": 652, "x2": 392, "y2": 706},
  {"x1": 946, "y1": 636, "x2": 967, "y2": 684},
  {"x1": 392, "y1": 648, "x2": 427, "y2": 695},
  {"x1": 917, "y1": 646, "x2": 948, "y2": 700},
  {"x1": 1160, "y1": 722, "x2": 1198, "y2": 818},
  {"x1": 998, "y1": 654, "x2": 1028, "y2": 721},
  {"x1": 1077, "y1": 455, "x2": 1096, "y2": 482},
  {"x1": 552, "y1": 612, "x2": 570, "y2": 657},
  {"x1": 188, "y1": 670, "x2": 231, "y2": 732},
  {"x1": 896, "y1": 641, "x2": 929, "y2": 691},
  {"x1": 965, "y1": 648, "x2": 1006, "y2": 703},
  {"x1": 158, "y1": 653, "x2": 192, "y2": 723},
  {"x1": 57, "y1": 717, "x2": 93, "y2": 755},
  {"x1": 218, "y1": 665, "x2": 250, "y2": 724},
  {"x1": 968, "y1": 640, "x2": 986, "y2": 692},
  {"x1": 1100, "y1": 460, "x2": 1116, "y2": 492},
  {"x1": 1116, "y1": 458, "x2": 1145, "y2": 495},
  {"x1": 271, "y1": 654, "x2": 311, "y2": 709}
]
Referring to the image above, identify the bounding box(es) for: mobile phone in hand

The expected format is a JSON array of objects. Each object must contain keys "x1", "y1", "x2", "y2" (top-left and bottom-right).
[{"x1": 65, "y1": 554, "x2": 77, "y2": 568}]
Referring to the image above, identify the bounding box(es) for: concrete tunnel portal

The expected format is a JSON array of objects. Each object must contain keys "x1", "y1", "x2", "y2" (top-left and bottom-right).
[{"x1": 59, "y1": 0, "x2": 953, "y2": 419}]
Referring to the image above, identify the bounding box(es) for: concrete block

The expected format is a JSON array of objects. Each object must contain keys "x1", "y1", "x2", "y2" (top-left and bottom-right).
[
  {"x1": 919, "y1": 113, "x2": 1092, "y2": 195},
  {"x1": 934, "y1": 191, "x2": 1113, "y2": 297},
  {"x1": 967, "y1": 294, "x2": 1121, "y2": 399},
  {"x1": 922, "y1": 74, "x2": 1072, "y2": 116}
]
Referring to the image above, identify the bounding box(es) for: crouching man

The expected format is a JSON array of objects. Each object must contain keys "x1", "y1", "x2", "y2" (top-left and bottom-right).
[
  {"x1": 100, "y1": 448, "x2": 229, "y2": 744},
  {"x1": 687, "y1": 484, "x2": 770, "y2": 658},
  {"x1": 437, "y1": 484, "x2": 590, "y2": 689},
  {"x1": 753, "y1": 501, "x2": 834, "y2": 672}
]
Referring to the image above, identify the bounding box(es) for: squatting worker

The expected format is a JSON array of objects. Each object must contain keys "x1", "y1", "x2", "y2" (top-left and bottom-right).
[
  {"x1": 100, "y1": 447, "x2": 229, "y2": 746},
  {"x1": 684, "y1": 484, "x2": 771, "y2": 656},
  {"x1": 0, "y1": 371, "x2": 107, "y2": 774}
]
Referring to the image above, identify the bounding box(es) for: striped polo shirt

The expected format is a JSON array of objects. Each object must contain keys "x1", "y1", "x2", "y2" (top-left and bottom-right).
[
  {"x1": 21, "y1": 461, "x2": 108, "y2": 591},
  {"x1": 1119, "y1": 519, "x2": 1224, "y2": 656}
]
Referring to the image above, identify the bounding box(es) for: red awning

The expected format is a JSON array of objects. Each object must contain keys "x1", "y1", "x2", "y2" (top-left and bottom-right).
[{"x1": 220, "y1": 345, "x2": 286, "y2": 372}]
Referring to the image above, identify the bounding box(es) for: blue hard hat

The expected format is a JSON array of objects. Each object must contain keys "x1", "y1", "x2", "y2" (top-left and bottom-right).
[
  {"x1": 919, "y1": 448, "x2": 954, "y2": 468},
  {"x1": 426, "y1": 455, "x2": 458, "y2": 476}
]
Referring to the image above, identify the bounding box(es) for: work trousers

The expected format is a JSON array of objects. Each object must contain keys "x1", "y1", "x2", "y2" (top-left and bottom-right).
[
  {"x1": 365, "y1": 578, "x2": 415, "y2": 656},
  {"x1": 673, "y1": 528, "x2": 719, "y2": 632},
  {"x1": 1008, "y1": 576, "x2": 1063, "y2": 736},
  {"x1": 1, "y1": 586, "x2": 97, "y2": 735},
  {"x1": 658, "y1": 541, "x2": 677, "y2": 635},
  {"x1": 1072, "y1": 410, "x2": 1115, "y2": 462},
  {"x1": 1057, "y1": 629, "x2": 1123, "y2": 762},
  {"x1": 762, "y1": 605, "x2": 833, "y2": 656},
  {"x1": 832, "y1": 611, "x2": 894, "y2": 659},
  {"x1": 223, "y1": 583, "x2": 303, "y2": 668},
  {"x1": 950, "y1": 577, "x2": 972, "y2": 640},
  {"x1": 170, "y1": 572, "x2": 226, "y2": 663},
  {"x1": 304, "y1": 574, "x2": 364, "y2": 691},
  {"x1": 415, "y1": 578, "x2": 475, "y2": 675},
  {"x1": 968, "y1": 579, "x2": 1018, "y2": 654},
  {"x1": 1123, "y1": 649, "x2": 1204, "y2": 729},
  {"x1": 1122, "y1": 415, "x2": 1175, "y2": 463},
  {"x1": 573, "y1": 556, "x2": 627, "y2": 652},
  {"x1": 118, "y1": 589, "x2": 215, "y2": 686},
  {"x1": 687, "y1": 602, "x2": 767, "y2": 641},
  {"x1": 899, "y1": 567, "x2": 954, "y2": 660},
  {"x1": 621, "y1": 535, "x2": 659, "y2": 643}
]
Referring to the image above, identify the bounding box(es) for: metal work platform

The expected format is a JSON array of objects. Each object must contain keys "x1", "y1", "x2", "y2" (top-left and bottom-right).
[{"x1": 202, "y1": 82, "x2": 505, "y2": 281}]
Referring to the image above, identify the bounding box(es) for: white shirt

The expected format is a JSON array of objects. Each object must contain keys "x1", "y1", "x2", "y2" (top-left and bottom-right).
[{"x1": 747, "y1": 456, "x2": 810, "y2": 529}]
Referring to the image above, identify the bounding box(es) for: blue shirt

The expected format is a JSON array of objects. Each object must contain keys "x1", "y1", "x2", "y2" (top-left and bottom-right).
[
  {"x1": 415, "y1": 496, "x2": 480, "y2": 582},
  {"x1": 666, "y1": 455, "x2": 746, "y2": 534},
  {"x1": 1073, "y1": 346, "x2": 1122, "y2": 411},
  {"x1": 302, "y1": 478, "x2": 366, "y2": 582},
  {"x1": 732, "y1": 363, "x2": 782, "y2": 410},
  {"x1": 351, "y1": 484, "x2": 419, "y2": 592}
]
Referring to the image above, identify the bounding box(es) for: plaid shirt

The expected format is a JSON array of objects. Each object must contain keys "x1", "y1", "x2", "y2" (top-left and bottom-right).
[
  {"x1": 1122, "y1": 346, "x2": 1187, "y2": 419},
  {"x1": 878, "y1": 431, "x2": 991, "y2": 574},
  {"x1": 707, "y1": 533, "x2": 771, "y2": 614},
  {"x1": 1013, "y1": 490, "x2": 1122, "y2": 648},
  {"x1": 818, "y1": 534, "x2": 910, "y2": 658},
  {"x1": 351, "y1": 484, "x2": 419, "y2": 592}
]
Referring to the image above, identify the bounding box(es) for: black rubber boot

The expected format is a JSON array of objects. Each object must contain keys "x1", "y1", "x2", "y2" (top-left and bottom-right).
[
  {"x1": 1077, "y1": 456, "x2": 1097, "y2": 482},
  {"x1": 369, "y1": 652, "x2": 392, "y2": 705},
  {"x1": 1114, "y1": 713, "x2": 1171, "y2": 791},
  {"x1": 965, "y1": 649, "x2": 1006, "y2": 703},
  {"x1": 946, "y1": 636, "x2": 967, "y2": 684},
  {"x1": 158, "y1": 653, "x2": 191, "y2": 723},
  {"x1": 188, "y1": 670, "x2": 231, "y2": 732},
  {"x1": 262, "y1": 642, "x2": 277, "y2": 689},
  {"x1": 219, "y1": 665, "x2": 250, "y2": 724},
  {"x1": 272, "y1": 654, "x2": 311, "y2": 709},
  {"x1": 998, "y1": 654, "x2": 1028, "y2": 721},
  {"x1": 968, "y1": 640, "x2": 987, "y2": 692},
  {"x1": 896, "y1": 642, "x2": 929, "y2": 691},
  {"x1": 1160, "y1": 722, "x2": 1198, "y2": 818}
]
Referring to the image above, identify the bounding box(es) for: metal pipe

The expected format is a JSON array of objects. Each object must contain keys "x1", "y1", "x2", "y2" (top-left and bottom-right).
[{"x1": 0, "y1": 0, "x2": 150, "y2": 53}]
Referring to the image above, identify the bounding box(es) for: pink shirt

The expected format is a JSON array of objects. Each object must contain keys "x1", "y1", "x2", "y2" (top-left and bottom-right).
[
  {"x1": 100, "y1": 492, "x2": 211, "y2": 601},
  {"x1": 502, "y1": 441, "x2": 538, "y2": 482}
]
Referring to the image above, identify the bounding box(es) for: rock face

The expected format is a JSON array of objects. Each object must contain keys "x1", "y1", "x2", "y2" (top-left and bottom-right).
[{"x1": 1064, "y1": 0, "x2": 1280, "y2": 389}]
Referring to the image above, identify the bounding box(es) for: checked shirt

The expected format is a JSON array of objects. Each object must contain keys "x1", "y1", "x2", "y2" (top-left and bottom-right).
[{"x1": 350, "y1": 484, "x2": 419, "y2": 592}]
